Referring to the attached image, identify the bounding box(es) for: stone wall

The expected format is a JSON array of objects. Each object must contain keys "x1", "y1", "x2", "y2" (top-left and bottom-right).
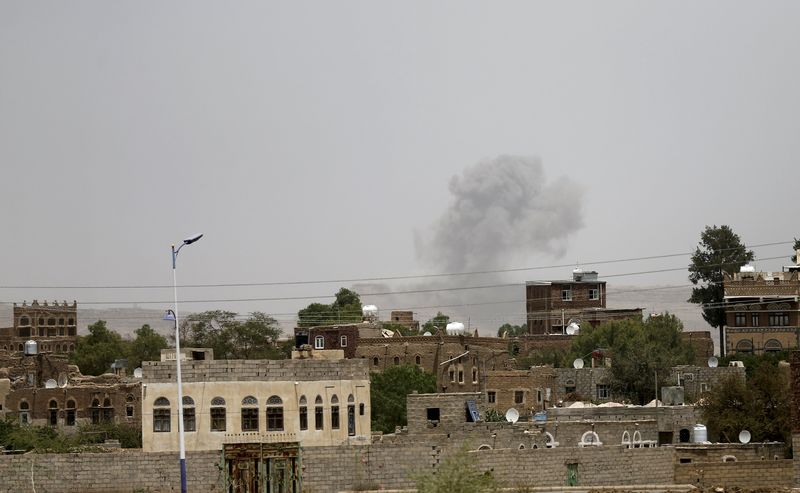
[
  {"x1": 142, "y1": 358, "x2": 369, "y2": 383},
  {"x1": 0, "y1": 450, "x2": 224, "y2": 493},
  {"x1": 671, "y1": 365, "x2": 746, "y2": 403},
  {"x1": 674, "y1": 459, "x2": 793, "y2": 489}
]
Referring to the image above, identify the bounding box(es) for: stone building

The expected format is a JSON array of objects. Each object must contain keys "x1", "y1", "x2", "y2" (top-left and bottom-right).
[
  {"x1": 140, "y1": 348, "x2": 371, "y2": 453},
  {"x1": 293, "y1": 322, "x2": 381, "y2": 359},
  {"x1": 388, "y1": 310, "x2": 419, "y2": 332},
  {"x1": 0, "y1": 300, "x2": 78, "y2": 354},
  {"x1": 724, "y1": 261, "x2": 800, "y2": 355},
  {"x1": 526, "y1": 269, "x2": 643, "y2": 335},
  {"x1": 0, "y1": 350, "x2": 142, "y2": 429},
  {"x1": 555, "y1": 366, "x2": 614, "y2": 403},
  {"x1": 671, "y1": 364, "x2": 746, "y2": 403},
  {"x1": 483, "y1": 367, "x2": 556, "y2": 417}
]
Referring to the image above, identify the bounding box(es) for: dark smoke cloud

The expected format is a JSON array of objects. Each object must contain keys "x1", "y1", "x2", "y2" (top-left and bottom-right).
[{"x1": 418, "y1": 155, "x2": 584, "y2": 272}]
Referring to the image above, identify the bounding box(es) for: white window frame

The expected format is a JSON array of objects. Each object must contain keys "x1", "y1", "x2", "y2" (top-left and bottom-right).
[
  {"x1": 340, "y1": 335, "x2": 348, "y2": 347},
  {"x1": 588, "y1": 287, "x2": 599, "y2": 301},
  {"x1": 561, "y1": 287, "x2": 573, "y2": 301},
  {"x1": 314, "y1": 336, "x2": 325, "y2": 350}
]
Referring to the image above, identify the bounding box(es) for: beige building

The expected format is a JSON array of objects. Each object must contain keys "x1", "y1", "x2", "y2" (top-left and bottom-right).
[{"x1": 141, "y1": 349, "x2": 371, "y2": 452}]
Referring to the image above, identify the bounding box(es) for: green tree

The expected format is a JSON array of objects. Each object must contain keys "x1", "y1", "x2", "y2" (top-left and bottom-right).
[
  {"x1": 688, "y1": 225, "x2": 754, "y2": 353},
  {"x1": 699, "y1": 359, "x2": 790, "y2": 444},
  {"x1": 792, "y1": 237, "x2": 800, "y2": 263},
  {"x1": 126, "y1": 324, "x2": 168, "y2": 370},
  {"x1": 297, "y1": 288, "x2": 363, "y2": 327},
  {"x1": 180, "y1": 311, "x2": 286, "y2": 360},
  {"x1": 497, "y1": 323, "x2": 526, "y2": 337},
  {"x1": 370, "y1": 364, "x2": 436, "y2": 434},
  {"x1": 422, "y1": 312, "x2": 451, "y2": 334},
  {"x1": 70, "y1": 320, "x2": 127, "y2": 375},
  {"x1": 381, "y1": 321, "x2": 420, "y2": 336},
  {"x1": 569, "y1": 314, "x2": 694, "y2": 404},
  {"x1": 415, "y1": 445, "x2": 498, "y2": 493}
]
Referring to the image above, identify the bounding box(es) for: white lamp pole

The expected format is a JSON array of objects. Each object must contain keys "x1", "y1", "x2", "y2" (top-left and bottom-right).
[{"x1": 169, "y1": 233, "x2": 202, "y2": 493}]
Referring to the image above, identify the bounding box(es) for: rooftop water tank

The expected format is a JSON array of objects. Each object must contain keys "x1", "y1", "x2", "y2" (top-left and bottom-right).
[
  {"x1": 362, "y1": 305, "x2": 378, "y2": 318},
  {"x1": 693, "y1": 424, "x2": 707, "y2": 443},
  {"x1": 445, "y1": 322, "x2": 465, "y2": 335},
  {"x1": 24, "y1": 340, "x2": 38, "y2": 356}
]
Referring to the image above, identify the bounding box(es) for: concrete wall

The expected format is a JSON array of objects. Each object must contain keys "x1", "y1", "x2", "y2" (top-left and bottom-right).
[{"x1": 675, "y1": 459, "x2": 793, "y2": 489}]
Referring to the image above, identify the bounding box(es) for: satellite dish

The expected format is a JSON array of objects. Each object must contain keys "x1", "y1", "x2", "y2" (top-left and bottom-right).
[
  {"x1": 505, "y1": 408, "x2": 520, "y2": 424},
  {"x1": 573, "y1": 358, "x2": 585, "y2": 369},
  {"x1": 708, "y1": 357, "x2": 719, "y2": 368},
  {"x1": 566, "y1": 322, "x2": 580, "y2": 335},
  {"x1": 133, "y1": 368, "x2": 143, "y2": 378},
  {"x1": 44, "y1": 379, "x2": 57, "y2": 389},
  {"x1": 739, "y1": 430, "x2": 751, "y2": 444},
  {"x1": 422, "y1": 331, "x2": 432, "y2": 337},
  {"x1": 57, "y1": 374, "x2": 68, "y2": 387}
]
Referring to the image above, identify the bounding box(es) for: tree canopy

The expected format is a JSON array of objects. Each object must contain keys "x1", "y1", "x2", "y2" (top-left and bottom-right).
[
  {"x1": 179, "y1": 310, "x2": 284, "y2": 360},
  {"x1": 792, "y1": 237, "x2": 800, "y2": 263},
  {"x1": 70, "y1": 320, "x2": 126, "y2": 376},
  {"x1": 297, "y1": 288, "x2": 363, "y2": 327},
  {"x1": 497, "y1": 323, "x2": 526, "y2": 337},
  {"x1": 370, "y1": 364, "x2": 436, "y2": 434},
  {"x1": 422, "y1": 312, "x2": 451, "y2": 334},
  {"x1": 126, "y1": 324, "x2": 168, "y2": 370},
  {"x1": 569, "y1": 313, "x2": 694, "y2": 404},
  {"x1": 688, "y1": 225, "x2": 754, "y2": 331},
  {"x1": 699, "y1": 357, "x2": 790, "y2": 443}
]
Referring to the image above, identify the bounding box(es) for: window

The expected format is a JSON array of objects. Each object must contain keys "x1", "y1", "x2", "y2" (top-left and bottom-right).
[
  {"x1": 153, "y1": 397, "x2": 171, "y2": 432},
  {"x1": 373, "y1": 357, "x2": 379, "y2": 367},
  {"x1": 514, "y1": 391, "x2": 524, "y2": 404},
  {"x1": 472, "y1": 368, "x2": 478, "y2": 383},
  {"x1": 314, "y1": 336, "x2": 325, "y2": 349},
  {"x1": 588, "y1": 287, "x2": 599, "y2": 301},
  {"x1": 359, "y1": 403, "x2": 365, "y2": 416},
  {"x1": 66, "y1": 399, "x2": 76, "y2": 426},
  {"x1": 764, "y1": 339, "x2": 783, "y2": 353},
  {"x1": 330, "y1": 395, "x2": 340, "y2": 430},
  {"x1": 487, "y1": 391, "x2": 496, "y2": 404},
  {"x1": 68, "y1": 318, "x2": 75, "y2": 326},
  {"x1": 751, "y1": 314, "x2": 760, "y2": 326},
  {"x1": 736, "y1": 339, "x2": 754, "y2": 354},
  {"x1": 596, "y1": 385, "x2": 611, "y2": 400},
  {"x1": 340, "y1": 335, "x2": 348, "y2": 347},
  {"x1": 19, "y1": 317, "x2": 29, "y2": 326},
  {"x1": 299, "y1": 396, "x2": 308, "y2": 431},
  {"x1": 415, "y1": 355, "x2": 421, "y2": 365},
  {"x1": 769, "y1": 313, "x2": 789, "y2": 327},
  {"x1": 19, "y1": 401, "x2": 30, "y2": 424},
  {"x1": 38, "y1": 318, "x2": 44, "y2": 325},
  {"x1": 91, "y1": 398, "x2": 101, "y2": 424},
  {"x1": 48, "y1": 318, "x2": 55, "y2": 326},
  {"x1": 241, "y1": 396, "x2": 259, "y2": 432},
  {"x1": 183, "y1": 396, "x2": 196, "y2": 432},
  {"x1": 565, "y1": 379, "x2": 576, "y2": 394},
  {"x1": 210, "y1": 397, "x2": 226, "y2": 432},
  {"x1": 426, "y1": 408, "x2": 440, "y2": 422},
  {"x1": 393, "y1": 356, "x2": 400, "y2": 365},
  {"x1": 561, "y1": 287, "x2": 572, "y2": 301},
  {"x1": 537, "y1": 389, "x2": 543, "y2": 404},
  {"x1": 347, "y1": 395, "x2": 356, "y2": 436},
  {"x1": 734, "y1": 313, "x2": 746, "y2": 326},
  {"x1": 449, "y1": 366, "x2": 455, "y2": 382},
  {"x1": 458, "y1": 370, "x2": 464, "y2": 384},
  {"x1": 102, "y1": 397, "x2": 113, "y2": 422},
  {"x1": 58, "y1": 318, "x2": 64, "y2": 325},
  {"x1": 315, "y1": 395, "x2": 324, "y2": 430},
  {"x1": 126, "y1": 394, "x2": 135, "y2": 419},
  {"x1": 699, "y1": 383, "x2": 709, "y2": 393},
  {"x1": 266, "y1": 395, "x2": 284, "y2": 431},
  {"x1": 48, "y1": 400, "x2": 58, "y2": 427}
]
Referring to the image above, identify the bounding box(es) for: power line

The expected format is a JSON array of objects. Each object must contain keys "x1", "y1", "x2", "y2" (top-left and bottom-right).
[{"x1": 0, "y1": 240, "x2": 790, "y2": 290}]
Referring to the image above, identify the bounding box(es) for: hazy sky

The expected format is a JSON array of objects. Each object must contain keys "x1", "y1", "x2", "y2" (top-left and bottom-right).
[{"x1": 1, "y1": 2, "x2": 799, "y2": 332}]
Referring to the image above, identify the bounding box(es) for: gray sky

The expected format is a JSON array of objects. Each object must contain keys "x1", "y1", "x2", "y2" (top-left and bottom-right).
[{"x1": 1, "y1": 2, "x2": 799, "y2": 333}]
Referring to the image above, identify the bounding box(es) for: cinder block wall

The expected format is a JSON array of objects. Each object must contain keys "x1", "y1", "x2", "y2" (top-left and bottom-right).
[{"x1": 675, "y1": 460, "x2": 793, "y2": 489}]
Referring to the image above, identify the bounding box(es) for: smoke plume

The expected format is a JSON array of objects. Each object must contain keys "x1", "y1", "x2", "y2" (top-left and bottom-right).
[{"x1": 418, "y1": 155, "x2": 584, "y2": 272}]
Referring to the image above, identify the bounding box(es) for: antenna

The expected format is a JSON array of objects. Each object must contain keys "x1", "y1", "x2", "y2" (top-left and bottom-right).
[
  {"x1": 739, "y1": 430, "x2": 751, "y2": 444},
  {"x1": 708, "y1": 357, "x2": 719, "y2": 368},
  {"x1": 505, "y1": 408, "x2": 520, "y2": 424},
  {"x1": 573, "y1": 358, "x2": 585, "y2": 369}
]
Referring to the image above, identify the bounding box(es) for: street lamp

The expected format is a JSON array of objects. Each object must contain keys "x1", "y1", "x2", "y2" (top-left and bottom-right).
[{"x1": 168, "y1": 233, "x2": 203, "y2": 493}]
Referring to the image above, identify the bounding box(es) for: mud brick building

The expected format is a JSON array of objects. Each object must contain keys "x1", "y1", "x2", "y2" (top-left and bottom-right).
[
  {"x1": 483, "y1": 367, "x2": 557, "y2": 416},
  {"x1": 0, "y1": 300, "x2": 78, "y2": 353},
  {"x1": 526, "y1": 269, "x2": 643, "y2": 335},
  {"x1": 724, "y1": 260, "x2": 800, "y2": 356}
]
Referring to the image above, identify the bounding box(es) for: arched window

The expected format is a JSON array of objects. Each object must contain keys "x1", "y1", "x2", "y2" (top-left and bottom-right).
[
  {"x1": 579, "y1": 431, "x2": 602, "y2": 447},
  {"x1": 182, "y1": 396, "x2": 195, "y2": 431},
  {"x1": 622, "y1": 431, "x2": 631, "y2": 447},
  {"x1": 19, "y1": 400, "x2": 30, "y2": 424},
  {"x1": 153, "y1": 397, "x2": 171, "y2": 432},
  {"x1": 736, "y1": 339, "x2": 754, "y2": 354},
  {"x1": 19, "y1": 317, "x2": 29, "y2": 326},
  {"x1": 102, "y1": 397, "x2": 113, "y2": 422},
  {"x1": 314, "y1": 335, "x2": 325, "y2": 350},
  {"x1": 472, "y1": 367, "x2": 478, "y2": 383},
  {"x1": 315, "y1": 395, "x2": 324, "y2": 430},
  {"x1": 679, "y1": 428, "x2": 691, "y2": 443},
  {"x1": 58, "y1": 318, "x2": 64, "y2": 325},
  {"x1": 477, "y1": 444, "x2": 492, "y2": 450},
  {"x1": 373, "y1": 357, "x2": 379, "y2": 367},
  {"x1": 48, "y1": 318, "x2": 55, "y2": 326},
  {"x1": 393, "y1": 356, "x2": 400, "y2": 365},
  {"x1": 126, "y1": 394, "x2": 135, "y2": 418},
  {"x1": 544, "y1": 432, "x2": 558, "y2": 448},
  {"x1": 66, "y1": 399, "x2": 76, "y2": 426},
  {"x1": 764, "y1": 339, "x2": 783, "y2": 353},
  {"x1": 347, "y1": 394, "x2": 356, "y2": 436},
  {"x1": 91, "y1": 398, "x2": 102, "y2": 424},
  {"x1": 299, "y1": 395, "x2": 308, "y2": 431},
  {"x1": 565, "y1": 379, "x2": 576, "y2": 394},
  {"x1": 241, "y1": 396, "x2": 259, "y2": 432},
  {"x1": 415, "y1": 355, "x2": 421, "y2": 365},
  {"x1": 266, "y1": 395, "x2": 284, "y2": 431},
  {"x1": 211, "y1": 397, "x2": 226, "y2": 432},
  {"x1": 330, "y1": 395, "x2": 340, "y2": 430},
  {"x1": 47, "y1": 399, "x2": 59, "y2": 427}
]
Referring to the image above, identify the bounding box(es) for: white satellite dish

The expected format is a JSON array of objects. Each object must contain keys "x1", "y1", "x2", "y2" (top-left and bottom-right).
[
  {"x1": 708, "y1": 357, "x2": 719, "y2": 368},
  {"x1": 133, "y1": 367, "x2": 143, "y2": 378},
  {"x1": 573, "y1": 358, "x2": 585, "y2": 369},
  {"x1": 505, "y1": 408, "x2": 520, "y2": 424},
  {"x1": 739, "y1": 430, "x2": 751, "y2": 444},
  {"x1": 44, "y1": 379, "x2": 57, "y2": 389},
  {"x1": 566, "y1": 322, "x2": 580, "y2": 335}
]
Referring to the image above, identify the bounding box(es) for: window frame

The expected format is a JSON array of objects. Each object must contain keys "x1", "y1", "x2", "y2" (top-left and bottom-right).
[{"x1": 314, "y1": 335, "x2": 325, "y2": 350}]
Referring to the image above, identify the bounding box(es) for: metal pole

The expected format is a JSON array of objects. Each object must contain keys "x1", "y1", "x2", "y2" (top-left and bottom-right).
[{"x1": 172, "y1": 245, "x2": 188, "y2": 493}]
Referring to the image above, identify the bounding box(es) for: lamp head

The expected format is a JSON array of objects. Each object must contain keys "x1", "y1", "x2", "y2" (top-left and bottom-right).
[
  {"x1": 163, "y1": 310, "x2": 176, "y2": 322},
  {"x1": 183, "y1": 234, "x2": 203, "y2": 245}
]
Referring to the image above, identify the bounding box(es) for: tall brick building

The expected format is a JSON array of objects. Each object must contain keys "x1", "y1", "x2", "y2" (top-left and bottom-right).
[
  {"x1": 0, "y1": 300, "x2": 78, "y2": 354},
  {"x1": 526, "y1": 269, "x2": 643, "y2": 334}
]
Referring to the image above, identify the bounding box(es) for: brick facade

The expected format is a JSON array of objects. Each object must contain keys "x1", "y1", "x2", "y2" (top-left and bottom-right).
[{"x1": 0, "y1": 300, "x2": 78, "y2": 354}]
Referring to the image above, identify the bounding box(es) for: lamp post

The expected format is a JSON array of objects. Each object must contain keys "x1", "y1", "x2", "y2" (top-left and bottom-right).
[{"x1": 168, "y1": 233, "x2": 202, "y2": 493}]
